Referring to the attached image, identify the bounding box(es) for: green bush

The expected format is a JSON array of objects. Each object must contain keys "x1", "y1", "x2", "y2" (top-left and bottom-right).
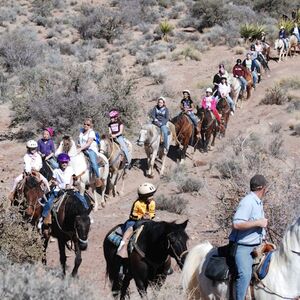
[
  {"x1": 159, "y1": 20, "x2": 174, "y2": 41},
  {"x1": 240, "y1": 23, "x2": 265, "y2": 40}
]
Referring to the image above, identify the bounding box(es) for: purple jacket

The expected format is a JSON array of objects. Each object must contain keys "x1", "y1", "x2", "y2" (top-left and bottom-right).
[{"x1": 37, "y1": 139, "x2": 55, "y2": 156}]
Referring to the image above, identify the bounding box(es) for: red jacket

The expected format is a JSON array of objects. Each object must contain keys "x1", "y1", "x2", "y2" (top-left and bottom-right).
[{"x1": 232, "y1": 64, "x2": 246, "y2": 78}]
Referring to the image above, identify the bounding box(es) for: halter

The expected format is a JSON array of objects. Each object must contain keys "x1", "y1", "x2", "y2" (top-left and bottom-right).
[{"x1": 167, "y1": 233, "x2": 188, "y2": 268}]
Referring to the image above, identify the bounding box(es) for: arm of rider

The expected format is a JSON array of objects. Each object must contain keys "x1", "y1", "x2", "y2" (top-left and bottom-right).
[
  {"x1": 233, "y1": 218, "x2": 268, "y2": 230},
  {"x1": 45, "y1": 153, "x2": 54, "y2": 160},
  {"x1": 77, "y1": 137, "x2": 93, "y2": 153}
]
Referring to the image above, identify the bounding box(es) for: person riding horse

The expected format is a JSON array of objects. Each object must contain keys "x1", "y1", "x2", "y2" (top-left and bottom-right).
[
  {"x1": 37, "y1": 127, "x2": 59, "y2": 169},
  {"x1": 180, "y1": 90, "x2": 201, "y2": 137},
  {"x1": 212, "y1": 64, "x2": 229, "y2": 96},
  {"x1": 232, "y1": 59, "x2": 247, "y2": 98},
  {"x1": 117, "y1": 182, "x2": 156, "y2": 258},
  {"x1": 279, "y1": 26, "x2": 288, "y2": 50},
  {"x1": 77, "y1": 118, "x2": 103, "y2": 187},
  {"x1": 291, "y1": 23, "x2": 300, "y2": 43},
  {"x1": 108, "y1": 109, "x2": 131, "y2": 169},
  {"x1": 242, "y1": 53, "x2": 259, "y2": 89},
  {"x1": 38, "y1": 153, "x2": 89, "y2": 229},
  {"x1": 8, "y1": 140, "x2": 49, "y2": 201},
  {"x1": 150, "y1": 96, "x2": 170, "y2": 154},
  {"x1": 249, "y1": 44, "x2": 261, "y2": 81}
]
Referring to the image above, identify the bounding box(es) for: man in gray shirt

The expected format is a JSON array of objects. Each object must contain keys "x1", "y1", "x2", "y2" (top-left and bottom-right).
[{"x1": 229, "y1": 174, "x2": 268, "y2": 300}]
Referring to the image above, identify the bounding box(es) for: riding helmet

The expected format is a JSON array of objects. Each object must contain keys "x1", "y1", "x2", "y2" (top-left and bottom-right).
[
  {"x1": 45, "y1": 127, "x2": 54, "y2": 137},
  {"x1": 158, "y1": 96, "x2": 166, "y2": 104},
  {"x1": 138, "y1": 183, "x2": 156, "y2": 196},
  {"x1": 57, "y1": 153, "x2": 70, "y2": 163},
  {"x1": 206, "y1": 87, "x2": 213, "y2": 93},
  {"x1": 182, "y1": 89, "x2": 191, "y2": 96},
  {"x1": 109, "y1": 110, "x2": 119, "y2": 118},
  {"x1": 26, "y1": 140, "x2": 38, "y2": 149}
]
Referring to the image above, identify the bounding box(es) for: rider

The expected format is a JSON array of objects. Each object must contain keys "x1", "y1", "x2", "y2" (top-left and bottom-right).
[
  {"x1": 77, "y1": 118, "x2": 103, "y2": 187},
  {"x1": 279, "y1": 26, "x2": 288, "y2": 50},
  {"x1": 217, "y1": 76, "x2": 235, "y2": 115},
  {"x1": 38, "y1": 153, "x2": 89, "y2": 228},
  {"x1": 249, "y1": 44, "x2": 261, "y2": 82},
  {"x1": 201, "y1": 87, "x2": 223, "y2": 127},
  {"x1": 37, "y1": 127, "x2": 58, "y2": 169},
  {"x1": 180, "y1": 90, "x2": 200, "y2": 137},
  {"x1": 242, "y1": 53, "x2": 259, "y2": 89},
  {"x1": 108, "y1": 109, "x2": 131, "y2": 169},
  {"x1": 229, "y1": 174, "x2": 268, "y2": 300},
  {"x1": 212, "y1": 64, "x2": 229, "y2": 96},
  {"x1": 150, "y1": 96, "x2": 170, "y2": 154},
  {"x1": 232, "y1": 59, "x2": 247, "y2": 97},
  {"x1": 291, "y1": 23, "x2": 300, "y2": 42},
  {"x1": 8, "y1": 140, "x2": 50, "y2": 201},
  {"x1": 117, "y1": 182, "x2": 156, "y2": 258}
]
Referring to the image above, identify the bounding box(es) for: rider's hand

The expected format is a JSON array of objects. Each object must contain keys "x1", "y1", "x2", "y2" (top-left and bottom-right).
[
  {"x1": 143, "y1": 213, "x2": 150, "y2": 220},
  {"x1": 258, "y1": 218, "x2": 268, "y2": 228}
]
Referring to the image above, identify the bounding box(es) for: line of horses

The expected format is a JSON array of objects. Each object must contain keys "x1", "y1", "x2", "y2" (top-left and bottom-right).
[{"x1": 274, "y1": 36, "x2": 299, "y2": 61}]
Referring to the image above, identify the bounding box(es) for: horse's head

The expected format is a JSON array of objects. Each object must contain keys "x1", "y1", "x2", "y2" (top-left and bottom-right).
[
  {"x1": 137, "y1": 125, "x2": 149, "y2": 147},
  {"x1": 167, "y1": 220, "x2": 189, "y2": 269},
  {"x1": 75, "y1": 214, "x2": 91, "y2": 251},
  {"x1": 99, "y1": 137, "x2": 109, "y2": 155},
  {"x1": 62, "y1": 136, "x2": 72, "y2": 154}
]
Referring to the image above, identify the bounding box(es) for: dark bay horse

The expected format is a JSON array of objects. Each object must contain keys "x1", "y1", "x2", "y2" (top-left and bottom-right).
[
  {"x1": 40, "y1": 159, "x2": 53, "y2": 181},
  {"x1": 12, "y1": 173, "x2": 45, "y2": 225},
  {"x1": 43, "y1": 190, "x2": 92, "y2": 277},
  {"x1": 104, "y1": 220, "x2": 189, "y2": 299},
  {"x1": 196, "y1": 107, "x2": 218, "y2": 152},
  {"x1": 216, "y1": 97, "x2": 230, "y2": 137},
  {"x1": 171, "y1": 114, "x2": 198, "y2": 162}
]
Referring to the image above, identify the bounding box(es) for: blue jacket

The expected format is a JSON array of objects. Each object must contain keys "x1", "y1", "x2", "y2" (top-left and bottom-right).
[
  {"x1": 279, "y1": 29, "x2": 286, "y2": 39},
  {"x1": 151, "y1": 106, "x2": 169, "y2": 126}
]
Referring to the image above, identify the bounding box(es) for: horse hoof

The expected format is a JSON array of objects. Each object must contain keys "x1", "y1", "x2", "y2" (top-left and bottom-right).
[{"x1": 101, "y1": 201, "x2": 106, "y2": 208}]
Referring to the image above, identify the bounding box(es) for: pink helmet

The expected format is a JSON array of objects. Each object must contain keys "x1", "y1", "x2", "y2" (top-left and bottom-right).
[
  {"x1": 45, "y1": 127, "x2": 54, "y2": 137},
  {"x1": 109, "y1": 110, "x2": 119, "y2": 118}
]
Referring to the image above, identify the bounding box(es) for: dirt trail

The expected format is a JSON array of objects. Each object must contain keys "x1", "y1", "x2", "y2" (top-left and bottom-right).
[{"x1": 0, "y1": 49, "x2": 299, "y2": 298}]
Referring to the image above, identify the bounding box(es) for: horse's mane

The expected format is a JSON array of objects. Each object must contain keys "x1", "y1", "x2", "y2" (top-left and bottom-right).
[
  {"x1": 65, "y1": 192, "x2": 89, "y2": 216},
  {"x1": 26, "y1": 175, "x2": 41, "y2": 189}
]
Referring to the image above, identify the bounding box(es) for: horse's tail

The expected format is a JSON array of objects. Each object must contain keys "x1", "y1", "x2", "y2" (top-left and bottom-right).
[
  {"x1": 181, "y1": 241, "x2": 213, "y2": 299},
  {"x1": 168, "y1": 121, "x2": 180, "y2": 146}
]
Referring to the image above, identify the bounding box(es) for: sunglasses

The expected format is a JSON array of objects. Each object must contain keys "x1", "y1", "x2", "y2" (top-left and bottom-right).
[{"x1": 84, "y1": 123, "x2": 91, "y2": 126}]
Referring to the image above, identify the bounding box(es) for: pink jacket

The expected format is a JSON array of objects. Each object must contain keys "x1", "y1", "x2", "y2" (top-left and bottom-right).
[{"x1": 201, "y1": 96, "x2": 217, "y2": 111}]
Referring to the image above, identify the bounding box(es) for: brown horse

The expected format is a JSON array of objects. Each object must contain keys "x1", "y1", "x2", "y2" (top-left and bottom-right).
[
  {"x1": 244, "y1": 68, "x2": 254, "y2": 99},
  {"x1": 216, "y1": 97, "x2": 230, "y2": 137},
  {"x1": 12, "y1": 172, "x2": 45, "y2": 225},
  {"x1": 196, "y1": 107, "x2": 218, "y2": 152},
  {"x1": 262, "y1": 42, "x2": 271, "y2": 61},
  {"x1": 171, "y1": 113, "x2": 198, "y2": 162}
]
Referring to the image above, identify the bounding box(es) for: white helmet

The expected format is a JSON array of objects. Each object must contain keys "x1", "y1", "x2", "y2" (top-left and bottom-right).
[
  {"x1": 138, "y1": 182, "x2": 156, "y2": 196},
  {"x1": 158, "y1": 96, "x2": 166, "y2": 103},
  {"x1": 182, "y1": 89, "x2": 191, "y2": 96},
  {"x1": 206, "y1": 87, "x2": 213, "y2": 93},
  {"x1": 26, "y1": 140, "x2": 38, "y2": 148}
]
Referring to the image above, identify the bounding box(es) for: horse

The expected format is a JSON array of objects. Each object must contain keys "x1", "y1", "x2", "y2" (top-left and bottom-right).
[
  {"x1": 228, "y1": 74, "x2": 242, "y2": 108},
  {"x1": 12, "y1": 172, "x2": 45, "y2": 225},
  {"x1": 99, "y1": 136, "x2": 132, "y2": 197},
  {"x1": 262, "y1": 42, "x2": 271, "y2": 61},
  {"x1": 40, "y1": 159, "x2": 54, "y2": 181},
  {"x1": 171, "y1": 113, "x2": 198, "y2": 162},
  {"x1": 216, "y1": 97, "x2": 230, "y2": 137},
  {"x1": 43, "y1": 190, "x2": 92, "y2": 277},
  {"x1": 274, "y1": 39, "x2": 288, "y2": 62},
  {"x1": 181, "y1": 217, "x2": 300, "y2": 300},
  {"x1": 56, "y1": 136, "x2": 109, "y2": 210},
  {"x1": 288, "y1": 35, "x2": 299, "y2": 57},
  {"x1": 137, "y1": 123, "x2": 178, "y2": 177},
  {"x1": 104, "y1": 220, "x2": 189, "y2": 299},
  {"x1": 196, "y1": 107, "x2": 218, "y2": 152}
]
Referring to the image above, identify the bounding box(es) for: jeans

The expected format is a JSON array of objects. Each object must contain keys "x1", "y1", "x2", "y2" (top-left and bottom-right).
[
  {"x1": 47, "y1": 157, "x2": 59, "y2": 169},
  {"x1": 187, "y1": 111, "x2": 198, "y2": 127},
  {"x1": 235, "y1": 244, "x2": 256, "y2": 300},
  {"x1": 74, "y1": 191, "x2": 89, "y2": 209},
  {"x1": 238, "y1": 76, "x2": 247, "y2": 91},
  {"x1": 253, "y1": 59, "x2": 260, "y2": 74},
  {"x1": 160, "y1": 125, "x2": 169, "y2": 150},
  {"x1": 116, "y1": 135, "x2": 131, "y2": 164},
  {"x1": 86, "y1": 149, "x2": 100, "y2": 178},
  {"x1": 42, "y1": 190, "x2": 58, "y2": 217},
  {"x1": 122, "y1": 220, "x2": 135, "y2": 233},
  {"x1": 252, "y1": 71, "x2": 258, "y2": 87}
]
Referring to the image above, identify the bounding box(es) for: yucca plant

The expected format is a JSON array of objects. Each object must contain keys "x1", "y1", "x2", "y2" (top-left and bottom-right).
[
  {"x1": 240, "y1": 23, "x2": 265, "y2": 40},
  {"x1": 278, "y1": 19, "x2": 294, "y2": 33},
  {"x1": 159, "y1": 20, "x2": 173, "y2": 41}
]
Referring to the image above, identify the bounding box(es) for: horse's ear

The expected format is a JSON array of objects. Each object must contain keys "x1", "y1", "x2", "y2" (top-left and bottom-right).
[{"x1": 180, "y1": 219, "x2": 188, "y2": 229}]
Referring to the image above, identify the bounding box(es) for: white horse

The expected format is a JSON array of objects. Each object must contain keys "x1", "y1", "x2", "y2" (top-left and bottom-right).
[
  {"x1": 137, "y1": 122, "x2": 178, "y2": 177},
  {"x1": 181, "y1": 217, "x2": 300, "y2": 299},
  {"x1": 56, "y1": 138, "x2": 109, "y2": 210},
  {"x1": 274, "y1": 39, "x2": 289, "y2": 62},
  {"x1": 228, "y1": 73, "x2": 242, "y2": 108}
]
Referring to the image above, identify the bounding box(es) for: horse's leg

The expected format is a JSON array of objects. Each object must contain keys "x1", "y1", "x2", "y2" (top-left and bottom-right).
[
  {"x1": 120, "y1": 273, "x2": 132, "y2": 300},
  {"x1": 160, "y1": 153, "x2": 166, "y2": 176},
  {"x1": 149, "y1": 149, "x2": 158, "y2": 178},
  {"x1": 42, "y1": 234, "x2": 50, "y2": 265},
  {"x1": 71, "y1": 242, "x2": 82, "y2": 277},
  {"x1": 58, "y1": 238, "x2": 67, "y2": 275}
]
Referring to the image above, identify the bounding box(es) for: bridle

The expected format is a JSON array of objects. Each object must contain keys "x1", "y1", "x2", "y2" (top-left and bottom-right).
[{"x1": 167, "y1": 233, "x2": 188, "y2": 269}]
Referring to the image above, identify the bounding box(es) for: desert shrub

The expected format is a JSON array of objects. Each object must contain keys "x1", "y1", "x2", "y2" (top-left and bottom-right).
[
  {"x1": 0, "y1": 207, "x2": 43, "y2": 263},
  {"x1": 260, "y1": 85, "x2": 289, "y2": 105},
  {"x1": 159, "y1": 20, "x2": 174, "y2": 41},
  {"x1": 240, "y1": 23, "x2": 265, "y2": 40},
  {"x1": 269, "y1": 122, "x2": 282, "y2": 133},
  {"x1": 0, "y1": 7, "x2": 17, "y2": 24},
  {"x1": 253, "y1": 0, "x2": 299, "y2": 18},
  {"x1": 177, "y1": 177, "x2": 204, "y2": 193},
  {"x1": 151, "y1": 72, "x2": 166, "y2": 85},
  {"x1": 0, "y1": 28, "x2": 43, "y2": 71},
  {"x1": 287, "y1": 98, "x2": 300, "y2": 112},
  {"x1": 59, "y1": 42, "x2": 77, "y2": 56},
  {"x1": 0, "y1": 72, "x2": 9, "y2": 102},
  {"x1": 75, "y1": 42, "x2": 97, "y2": 62},
  {"x1": 156, "y1": 194, "x2": 188, "y2": 215},
  {"x1": 74, "y1": 5, "x2": 123, "y2": 43},
  {"x1": 279, "y1": 77, "x2": 300, "y2": 90},
  {"x1": 135, "y1": 51, "x2": 153, "y2": 65},
  {"x1": 190, "y1": 0, "x2": 229, "y2": 32},
  {"x1": 180, "y1": 46, "x2": 201, "y2": 61},
  {"x1": 0, "y1": 255, "x2": 98, "y2": 299},
  {"x1": 168, "y1": 3, "x2": 185, "y2": 19},
  {"x1": 268, "y1": 135, "x2": 284, "y2": 158}
]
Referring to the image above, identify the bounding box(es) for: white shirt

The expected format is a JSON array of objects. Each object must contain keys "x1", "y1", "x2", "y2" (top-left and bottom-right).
[
  {"x1": 293, "y1": 26, "x2": 299, "y2": 36},
  {"x1": 53, "y1": 166, "x2": 74, "y2": 189},
  {"x1": 24, "y1": 152, "x2": 43, "y2": 173},
  {"x1": 218, "y1": 83, "x2": 231, "y2": 97},
  {"x1": 78, "y1": 129, "x2": 99, "y2": 154}
]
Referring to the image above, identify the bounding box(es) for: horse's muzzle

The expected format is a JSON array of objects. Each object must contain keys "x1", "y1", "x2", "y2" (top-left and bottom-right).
[{"x1": 79, "y1": 241, "x2": 88, "y2": 251}]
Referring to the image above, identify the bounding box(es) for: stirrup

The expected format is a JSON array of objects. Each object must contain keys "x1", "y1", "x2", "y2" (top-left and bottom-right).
[{"x1": 38, "y1": 217, "x2": 43, "y2": 230}]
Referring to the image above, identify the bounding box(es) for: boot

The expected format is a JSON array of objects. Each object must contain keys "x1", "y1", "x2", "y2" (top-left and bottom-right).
[
  {"x1": 95, "y1": 178, "x2": 104, "y2": 188},
  {"x1": 117, "y1": 226, "x2": 133, "y2": 259},
  {"x1": 44, "y1": 212, "x2": 52, "y2": 225}
]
